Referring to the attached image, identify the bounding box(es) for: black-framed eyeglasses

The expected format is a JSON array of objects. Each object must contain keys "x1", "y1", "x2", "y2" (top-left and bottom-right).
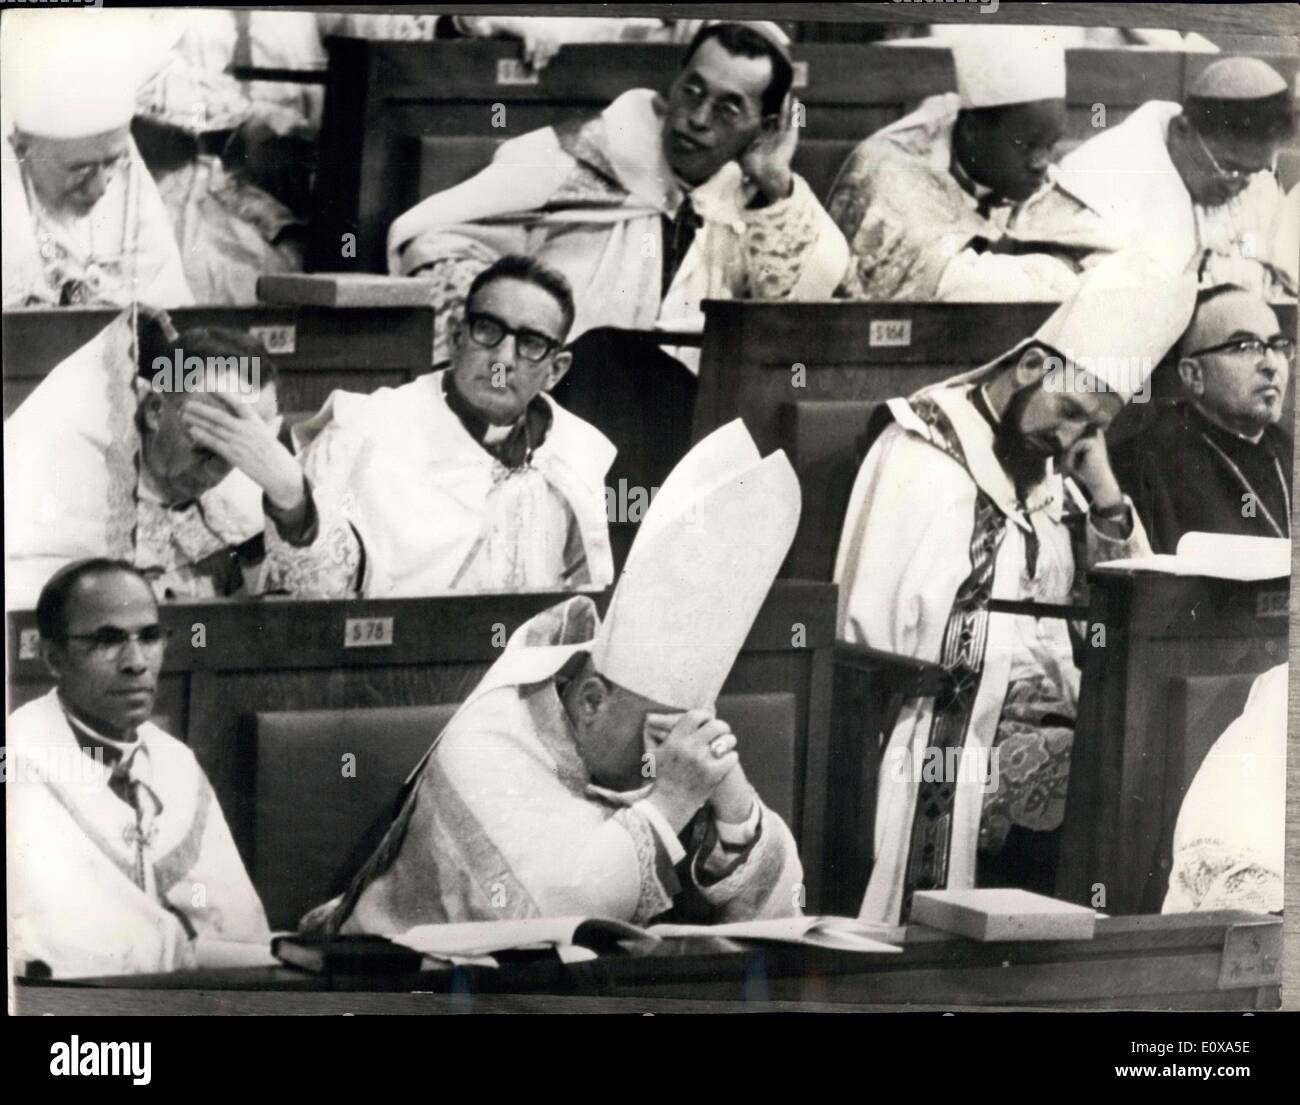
[
  {"x1": 1186, "y1": 335, "x2": 1296, "y2": 362},
  {"x1": 60, "y1": 625, "x2": 172, "y2": 661},
  {"x1": 465, "y1": 311, "x2": 561, "y2": 364}
]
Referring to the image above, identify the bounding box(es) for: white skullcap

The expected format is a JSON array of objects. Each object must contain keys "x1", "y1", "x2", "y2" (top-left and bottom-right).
[
  {"x1": 591, "y1": 421, "x2": 800, "y2": 710},
  {"x1": 1034, "y1": 251, "x2": 1198, "y2": 401},
  {"x1": 950, "y1": 27, "x2": 1068, "y2": 108},
  {"x1": 1189, "y1": 56, "x2": 1288, "y2": 101},
  {"x1": 2, "y1": 10, "x2": 165, "y2": 138}
]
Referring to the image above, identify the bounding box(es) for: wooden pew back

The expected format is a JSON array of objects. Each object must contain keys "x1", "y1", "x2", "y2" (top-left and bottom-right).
[{"x1": 2, "y1": 306, "x2": 434, "y2": 419}]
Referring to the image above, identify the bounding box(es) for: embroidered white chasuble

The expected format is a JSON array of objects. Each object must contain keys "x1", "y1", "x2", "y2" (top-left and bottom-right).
[
  {"x1": 834, "y1": 386, "x2": 1150, "y2": 925},
  {"x1": 304, "y1": 598, "x2": 804, "y2": 934}
]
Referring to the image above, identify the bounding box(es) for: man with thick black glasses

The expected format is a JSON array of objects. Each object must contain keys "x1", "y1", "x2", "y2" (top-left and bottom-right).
[
  {"x1": 263, "y1": 255, "x2": 616, "y2": 597},
  {"x1": 1112, "y1": 284, "x2": 1294, "y2": 552},
  {"x1": 7, "y1": 559, "x2": 270, "y2": 978}
]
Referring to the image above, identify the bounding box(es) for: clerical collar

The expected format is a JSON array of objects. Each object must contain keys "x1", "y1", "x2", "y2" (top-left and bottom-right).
[
  {"x1": 440, "y1": 371, "x2": 553, "y2": 470},
  {"x1": 950, "y1": 152, "x2": 999, "y2": 204},
  {"x1": 1189, "y1": 402, "x2": 1270, "y2": 448}
]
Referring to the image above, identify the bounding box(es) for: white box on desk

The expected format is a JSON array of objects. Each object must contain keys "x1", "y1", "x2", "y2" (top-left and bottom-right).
[{"x1": 910, "y1": 889, "x2": 1097, "y2": 941}]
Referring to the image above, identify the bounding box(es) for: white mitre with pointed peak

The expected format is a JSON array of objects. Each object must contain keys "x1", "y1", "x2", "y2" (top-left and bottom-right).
[
  {"x1": 1034, "y1": 250, "x2": 1198, "y2": 401},
  {"x1": 591, "y1": 420, "x2": 801, "y2": 710}
]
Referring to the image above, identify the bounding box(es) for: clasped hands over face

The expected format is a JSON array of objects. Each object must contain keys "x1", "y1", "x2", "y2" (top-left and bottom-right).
[
  {"x1": 643, "y1": 708, "x2": 755, "y2": 831},
  {"x1": 180, "y1": 393, "x2": 306, "y2": 513}
]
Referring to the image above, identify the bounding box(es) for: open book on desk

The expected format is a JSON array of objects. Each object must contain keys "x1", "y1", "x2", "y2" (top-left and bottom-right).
[
  {"x1": 648, "y1": 916, "x2": 903, "y2": 953},
  {"x1": 1096, "y1": 532, "x2": 1291, "y2": 581},
  {"x1": 395, "y1": 915, "x2": 904, "y2": 962}
]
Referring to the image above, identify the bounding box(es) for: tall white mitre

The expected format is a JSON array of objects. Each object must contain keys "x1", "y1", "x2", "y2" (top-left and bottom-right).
[
  {"x1": 949, "y1": 26, "x2": 1068, "y2": 108},
  {"x1": 933, "y1": 250, "x2": 1198, "y2": 404},
  {"x1": 1032, "y1": 250, "x2": 1198, "y2": 400},
  {"x1": 591, "y1": 420, "x2": 802, "y2": 710}
]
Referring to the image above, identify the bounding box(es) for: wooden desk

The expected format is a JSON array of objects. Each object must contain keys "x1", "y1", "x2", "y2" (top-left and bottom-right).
[
  {"x1": 6, "y1": 580, "x2": 839, "y2": 910},
  {"x1": 14, "y1": 912, "x2": 1281, "y2": 1013},
  {"x1": 1058, "y1": 570, "x2": 1290, "y2": 915},
  {"x1": 2, "y1": 305, "x2": 434, "y2": 418}
]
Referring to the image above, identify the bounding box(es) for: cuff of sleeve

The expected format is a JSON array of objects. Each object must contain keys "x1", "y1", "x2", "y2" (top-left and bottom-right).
[
  {"x1": 1088, "y1": 495, "x2": 1134, "y2": 539},
  {"x1": 714, "y1": 797, "x2": 761, "y2": 848},
  {"x1": 265, "y1": 479, "x2": 320, "y2": 547},
  {"x1": 741, "y1": 171, "x2": 805, "y2": 222},
  {"x1": 632, "y1": 799, "x2": 687, "y2": 866}
]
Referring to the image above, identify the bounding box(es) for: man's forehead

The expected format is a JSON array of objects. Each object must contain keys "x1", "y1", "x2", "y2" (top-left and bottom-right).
[
  {"x1": 682, "y1": 37, "x2": 772, "y2": 105},
  {"x1": 33, "y1": 126, "x2": 131, "y2": 162},
  {"x1": 1194, "y1": 291, "x2": 1281, "y2": 344},
  {"x1": 64, "y1": 572, "x2": 157, "y2": 629},
  {"x1": 469, "y1": 278, "x2": 566, "y2": 336}
]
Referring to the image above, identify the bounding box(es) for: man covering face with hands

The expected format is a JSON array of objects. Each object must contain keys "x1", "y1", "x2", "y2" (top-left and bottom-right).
[
  {"x1": 4, "y1": 311, "x2": 327, "y2": 606},
  {"x1": 303, "y1": 422, "x2": 804, "y2": 934}
]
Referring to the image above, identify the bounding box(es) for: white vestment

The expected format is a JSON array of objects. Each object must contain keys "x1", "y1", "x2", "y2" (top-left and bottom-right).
[
  {"x1": 834, "y1": 386, "x2": 1150, "y2": 925},
  {"x1": 265, "y1": 371, "x2": 616, "y2": 597},
  {"x1": 304, "y1": 597, "x2": 804, "y2": 933},
  {"x1": 1, "y1": 133, "x2": 193, "y2": 309},
  {"x1": 1163, "y1": 664, "x2": 1286, "y2": 915},
  {"x1": 386, "y1": 88, "x2": 850, "y2": 366},
  {"x1": 6, "y1": 689, "x2": 270, "y2": 978},
  {"x1": 4, "y1": 312, "x2": 270, "y2": 609},
  {"x1": 1057, "y1": 101, "x2": 1298, "y2": 296},
  {"x1": 828, "y1": 93, "x2": 1122, "y2": 301}
]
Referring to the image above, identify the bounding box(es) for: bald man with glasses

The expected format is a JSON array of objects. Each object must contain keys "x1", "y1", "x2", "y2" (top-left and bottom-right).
[
  {"x1": 1112, "y1": 284, "x2": 1295, "y2": 552},
  {"x1": 7, "y1": 559, "x2": 269, "y2": 978},
  {"x1": 262, "y1": 254, "x2": 616, "y2": 597}
]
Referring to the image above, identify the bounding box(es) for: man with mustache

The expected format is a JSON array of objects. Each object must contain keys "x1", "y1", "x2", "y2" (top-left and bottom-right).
[
  {"x1": 7, "y1": 560, "x2": 270, "y2": 978},
  {"x1": 828, "y1": 26, "x2": 1118, "y2": 302},
  {"x1": 1112, "y1": 285, "x2": 1294, "y2": 552},
  {"x1": 1057, "y1": 56, "x2": 1298, "y2": 298},
  {"x1": 834, "y1": 254, "x2": 1196, "y2": 925},
  {"x1": 1, "y1": 10, "x2": 192, "y2": 308},
  {"x1": 385, "y1": 20, "x2": 848, "y2": 367}
]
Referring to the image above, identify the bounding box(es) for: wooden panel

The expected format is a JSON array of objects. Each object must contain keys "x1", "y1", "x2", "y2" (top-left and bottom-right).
[
  {"x1": 1059, "y1": 572, "x2": 1290, "y2": 915},
  {"x1": 2, "y1": 305, "x2": 435, "y2": 419},
  {"x1": 13, "y1": 911, "x2": 1281, "y2": 1013}
]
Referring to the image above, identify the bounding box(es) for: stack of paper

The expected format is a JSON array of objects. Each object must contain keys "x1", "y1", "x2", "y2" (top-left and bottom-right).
[{"x1": 1097, "y1": 532, "x2": 1290, "y2": 581}]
